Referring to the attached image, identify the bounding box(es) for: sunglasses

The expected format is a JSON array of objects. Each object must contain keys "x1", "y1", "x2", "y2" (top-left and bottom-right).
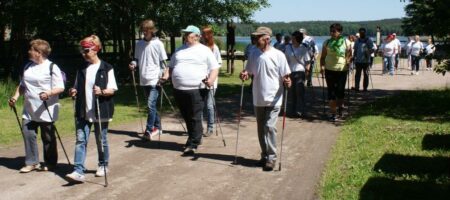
[{"x1": 80, "y1": 48, "x2": 93, "y2": 54}]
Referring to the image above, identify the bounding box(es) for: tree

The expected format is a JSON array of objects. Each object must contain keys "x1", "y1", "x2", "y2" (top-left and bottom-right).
[{"x1": 402, "y1": 0, "x2": 450, "y2": 75}]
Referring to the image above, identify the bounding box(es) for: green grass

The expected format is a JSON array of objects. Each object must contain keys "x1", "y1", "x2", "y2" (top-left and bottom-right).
[{"x1": 319, "y1": 89, "x2": 450, "y2": 199}]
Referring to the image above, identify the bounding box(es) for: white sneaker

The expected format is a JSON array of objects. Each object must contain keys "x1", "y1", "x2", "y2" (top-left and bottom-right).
[
  {"x1": 415, "y1": 71, "x2": 419, "y2": 75},
  {"x1": 65, "y1": 171, "x2": 85, "y2": 183},
  {"x1": 411, "y1": 71, "x2": 415, "y2": 75},
  {"x1": 95, "y1": 166, "x2": 109, "y2": 177},
  {"x1": 19, "y1": 163, "x2": 40, "y2": 173},
  {"x1": 150, "y1": 128, "x2": 161, "y2": 140}
]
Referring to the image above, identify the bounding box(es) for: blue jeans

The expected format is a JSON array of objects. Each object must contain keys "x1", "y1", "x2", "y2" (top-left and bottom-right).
[
  {"x1": 143, "y1": 85, "x2": 161, "y2": 132},
  {"x1": 383, "y1": 56, "x2": 394, "y2": 75},
  {"x1": 204, "y1": 89, "x2": 215, "y2": 131},
  {"x1": 73, "y1": 119, "x2": 109, "y2": 175}
]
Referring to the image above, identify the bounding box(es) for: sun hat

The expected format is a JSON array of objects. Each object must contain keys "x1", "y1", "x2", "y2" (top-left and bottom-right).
[
  {"x1": 252, "y1": 26, "x2": 272, "y2": 36},
  {"x1": 181, "y1": 25, "x2": 201, "y2": 35}
]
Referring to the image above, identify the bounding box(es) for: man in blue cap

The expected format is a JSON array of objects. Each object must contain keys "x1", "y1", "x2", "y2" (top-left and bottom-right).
[{"x1": 168, "y1": 25, "x2": 220, "y2": 155}]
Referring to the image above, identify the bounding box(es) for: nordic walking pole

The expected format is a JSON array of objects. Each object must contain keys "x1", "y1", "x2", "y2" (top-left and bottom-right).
[
  {"x1": 279, "y1": 88, "x2": 288, "y2": 171},
  {"x1": 210, "y1": 87, "x2": 226, "y2": 146},
  {"x1": 95, "y1": 96, "x2": 108, "y2": 187},
  {"x1": 234, "y1": 81, "x2": 245, "y2": 164},
  {"x1": 42, "y1": 101, "x2": 71, "y2": 165},
  {"x1": 368, "y1": 67, "x2": 374, "y2": 90},
  {"x1": 160, "y1": 86, "x2": 187, "y2": 132},
  {"x1": 130, "y1": 63, "x2": 145, "y2": 134},
  {"x1": 320, "y1": 74, "x2": 326, "y2": 117},
  {"x1": 11, "y1": 105, "x2": 24, "y2": 134}
]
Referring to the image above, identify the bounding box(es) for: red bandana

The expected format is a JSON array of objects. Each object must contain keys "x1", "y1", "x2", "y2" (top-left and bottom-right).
[{"x1": 80, "y1": 40, "x2": 100, "y2": 51}]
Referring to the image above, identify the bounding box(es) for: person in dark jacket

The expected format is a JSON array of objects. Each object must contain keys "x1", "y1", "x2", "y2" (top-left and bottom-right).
[{"x1": 65, "y1": 35, "x2": 118, "y2": 183}]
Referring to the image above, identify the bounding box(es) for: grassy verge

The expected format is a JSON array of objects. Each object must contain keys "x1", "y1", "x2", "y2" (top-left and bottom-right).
[{"x1": 319, "y1": 89, "x2": 450, "y2": 199}]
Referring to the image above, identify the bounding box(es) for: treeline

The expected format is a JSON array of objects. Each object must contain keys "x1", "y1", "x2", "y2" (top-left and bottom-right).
[{"x1": 234, "y1": 18, "x2": 403, "y2": 36}]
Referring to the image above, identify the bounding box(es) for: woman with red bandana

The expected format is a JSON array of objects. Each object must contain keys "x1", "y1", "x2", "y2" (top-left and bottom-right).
[{"x1": 65, "y1": 35, "x2": 118, "y2": 183}]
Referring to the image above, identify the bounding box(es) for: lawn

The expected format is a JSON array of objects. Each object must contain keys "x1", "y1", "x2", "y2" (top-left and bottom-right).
[{"x1": 319, "y1": 89, "x2": 450, "y2": 199}]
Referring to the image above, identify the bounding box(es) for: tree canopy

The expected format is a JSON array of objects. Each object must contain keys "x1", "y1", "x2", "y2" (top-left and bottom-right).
[{"x1": 0, "y1": 0, "x2": 269, "y2": 80}]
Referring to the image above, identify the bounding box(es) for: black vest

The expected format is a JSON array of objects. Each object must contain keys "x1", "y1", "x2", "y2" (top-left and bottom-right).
[{"x1": 75, "y1": 60, "x2": 115, "y2": 120}]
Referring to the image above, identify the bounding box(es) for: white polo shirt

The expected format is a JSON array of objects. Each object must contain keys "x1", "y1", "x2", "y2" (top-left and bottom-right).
[{"x1": 21, "y1": 59, "x2": 65, "y2": 122}]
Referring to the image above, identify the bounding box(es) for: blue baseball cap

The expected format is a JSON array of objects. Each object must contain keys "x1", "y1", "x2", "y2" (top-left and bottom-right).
[{"x1": 181, "y1": 25, "x2": 200, "y2": 35}]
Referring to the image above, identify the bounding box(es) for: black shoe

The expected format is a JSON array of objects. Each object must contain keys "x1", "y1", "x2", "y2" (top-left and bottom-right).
[
  {"x1": 255, "y1": 158, "x2": 266, "y2": 167},
  {"x1": 182, "y1": 147, "x2": 196, "y2": 156},
  {"x1": 263, "y1": 160, "x2": 276, "y2": 171},
  {"x1": 306, "y1": 81, "x2": 312, "y2": 87},
  {"x1": 329, "y1": 114, "x2": 337, "y2": 122}
]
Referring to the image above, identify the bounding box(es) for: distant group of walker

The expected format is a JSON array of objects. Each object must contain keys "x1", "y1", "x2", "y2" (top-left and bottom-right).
[{"x1": 7, "y1": 19, "x2": 437, "y2": 186}]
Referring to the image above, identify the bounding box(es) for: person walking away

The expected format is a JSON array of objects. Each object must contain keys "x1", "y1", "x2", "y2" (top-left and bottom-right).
[
  {"x1": 129, "y1": 19, "x2": 169, "y2": 141},
  {"x1": 168, "y1": 25, "x2": 220, "y2": 155},
  {"x1": 392, "y1": 33, "x2": 402, "y2": 71},
  {"x1": 8, "y1": 39, "x2": 65, "y2": 172},
  {"x1": 284, "y1": 31, "x2": 310, "y2": 118},
  {"x1": 201, "y1": 25, "x2": 222, "y2": 137},
  {"x1": 409, "y1": 35, "x2": 424, "y2": 75},
  {"x1": 319, "y1": 23, "x2": 352, "y2": 121},
  {"x1": 425, "y1": 38, "x2": 436, "y2": 71},
  {"x1": 65, "y1": 35, "x2": 118, "y2": 183},
  {"x1": 240, "y1": 26, "x2": 291, "y2": 171},
  {"x1": 353, "y1": 28, "x2": 376, "y2": 92},
  {"x1": 300, "y1": 28, "x2": 319, "y2": 87},
  {"x1": 380, "y1": 35, "x2": 397, "y2": 76}
]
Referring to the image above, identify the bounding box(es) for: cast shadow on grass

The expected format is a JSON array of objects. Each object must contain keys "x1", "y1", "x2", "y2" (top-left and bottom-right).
[
  {"x1": 422, "y1": 133, "x2": 450, "y2": 151},
  {"x1": 352, "y1": 89, "x2": 450, "y2": 123},
  {"x1": 373, "y1": 153, "x2": 450, "y2": 179},
  {"x1": 360, "y1": 177, "x2": 450, "y2": 200},
  {"x1": 360, "y1": 153, "x2": 450, "y2": 199}
]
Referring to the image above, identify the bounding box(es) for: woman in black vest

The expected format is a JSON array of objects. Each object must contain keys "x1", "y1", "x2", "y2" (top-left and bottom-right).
[{"x1": 65, "y1": 35, "x2": 118, "y2": 183}]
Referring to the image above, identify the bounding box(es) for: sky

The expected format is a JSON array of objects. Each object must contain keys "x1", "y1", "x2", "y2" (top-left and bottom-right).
[{"x1": 253, "y1": 0, "x2": 407, "y2": 22}]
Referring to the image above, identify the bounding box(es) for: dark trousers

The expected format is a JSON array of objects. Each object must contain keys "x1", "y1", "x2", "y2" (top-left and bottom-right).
[
  {"x1": 22, "y1": 119, "x2": 58, "y2": 166},
  {"x1": 173, "y1": 88, "x2": 208, "y2": 149},
  {"x1": 325, "y1": 70, "x2": 347, "y2": 100},
  {"x1": 411, "y1": 55, "x2": 421, "y2": 71},
  {"x1": 290, "y1": 71, "x2": 306, "y2": 115},
  {"x1": 354, "y1": 63, "x2": 369, "y2": 91}
]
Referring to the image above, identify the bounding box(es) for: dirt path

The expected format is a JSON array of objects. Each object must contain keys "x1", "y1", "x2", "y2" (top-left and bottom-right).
[{"x1": 0, "y1": 60, "x2": 448, "y2": 200}]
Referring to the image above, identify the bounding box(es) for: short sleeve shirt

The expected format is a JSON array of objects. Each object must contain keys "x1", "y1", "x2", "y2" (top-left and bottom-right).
[
  {"x1": 245, "y1": 47, "x2": 291, "y2": 107},
  {"x1": 284, "y1": 44, "x2": 311, "y2": 72},
  {"x1": 21, "y1": 59, "x2": 65, "y2": 122},
  {"x1": 134, "y1": 37, "x2": 168, "y2": 86}
]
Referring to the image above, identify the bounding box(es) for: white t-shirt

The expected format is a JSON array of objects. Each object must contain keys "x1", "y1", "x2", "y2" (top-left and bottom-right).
[
  {"x1": 83, "y1": 62, "x2": 118, "y2": 122},
  {"x1": 410, "y1": 41, "x2": 424, "y2": 56},
  {"x1": 21, "y1": 59, "x2": 65, "y2": 122},
  {"x1": 381, "y1": 41, "x2": 397, "y2": 57},
  {"x1": 425, "y1": 44, "x2": 435, "y2": 55},
  {"x1": 245, "y1": 47, "x2": 291, "y2": 107},
  {"x1": 393, "y1": 38, "x2": 401, "y2": 54},
  {"x1": 134, "y1": 37, "x2": 168, "y2": 86},
  {"x1": 211, "y1": 44, "x2": 222, "y2": 89},
  {"x1": 284, "y1": 44, "x2": 311, "y2": 72},
  {"x1": 169, "y1": 43, "x2": 221, "y2": 90}
]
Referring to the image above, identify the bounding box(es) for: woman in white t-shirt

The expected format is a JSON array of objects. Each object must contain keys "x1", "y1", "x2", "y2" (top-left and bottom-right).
[
  {"x1": 201, "y1": 25, "x2": 222, "y2": 137},
  {"x1": 425, "y1": 38, "x2": 436, "y2": 70},
  {"x1": 9, "y1": 39, "x2": 65, "y2": 173},
  {"x1": 285, "y1": 31, "x2": 311, "y2": 118},
  {"x1": 409, "y1": 35, "x2": 424, "y2": 75},
  {"x1": 380, "y1": 35, "x2": 397, "y2": 75}
]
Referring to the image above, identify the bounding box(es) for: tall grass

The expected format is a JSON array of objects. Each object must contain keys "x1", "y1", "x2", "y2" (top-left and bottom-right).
[{"x1": 0, "y1": 78, "x2": 21, "y2": 109}]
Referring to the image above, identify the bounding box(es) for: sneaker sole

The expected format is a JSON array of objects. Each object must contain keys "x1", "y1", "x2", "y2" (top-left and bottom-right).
[{"x1": 65, "y1": 175, "x2": 85, "y2": 183}]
